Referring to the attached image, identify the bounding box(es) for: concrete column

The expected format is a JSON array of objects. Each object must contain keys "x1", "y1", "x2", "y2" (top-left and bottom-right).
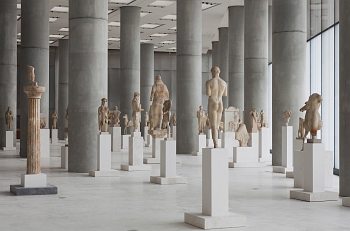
[
  {"x1": 58, "y1": 39, "x2": 69, "y2": 140},
  {"x1": 176, "y1": 0, "x2": 202, "y2": 154},
  {"x1": 120, "y1": 6, "x2": 141, "y2": 133},
  {"x1": 339, "y1": 0, "x2": 350, "y2": 197},
  {"x1": 244, "y1": 0, "x2": 268, "y2": 127},
  {"x1": 49, "y1": 47, "x2": 57, "y2": 129},
  {"x1": 0, "y1": 0, "x2": 17, "y2": 147},
  {"x1": 108, "y1": 49, "x2": 121, "y2": 109},
  {"x1": 211, "y1": 41, "x2": 220, "y2": 67},
  {"x1": 69, "y1": 0, "x2": 108, "y2": 172},
  {"x1": 228, "y1": 6, "x2": 244, "y2": 110},
  {"x1": 272, "y1": 0, "x2": 307, "y2": 167},
  {"x1": 20, "y1": 0, "x2": 49, "y2": 158},
  {"x1": 219, "y1": 27, "x2": 229, "y2": 108},
  {"x1": 140, "y1": 43, "x2": 154, "y2": 136}
]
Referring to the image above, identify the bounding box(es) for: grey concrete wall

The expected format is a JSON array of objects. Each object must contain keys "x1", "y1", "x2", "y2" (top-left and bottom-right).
[
  {"x1": 108, "y1": 49, "x2": 120, "y2": 109},
  {"x1": 212, "y1": 41, "x2": 220, "y2": 67},
  {"x1": 58, "y1": 39, "x2": 69, "y2": 140},
  {"x1": 219, "y1": 27, "x2": 229, "y2": 108},
  {"x1": 49, "y1": 47, "x2": 57, "y2": 130}
]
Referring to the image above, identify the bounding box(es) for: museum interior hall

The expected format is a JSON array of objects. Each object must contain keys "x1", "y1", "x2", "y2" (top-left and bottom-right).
[{"x1": 0, "y1": 0, "x2": 349, "y2": 230}]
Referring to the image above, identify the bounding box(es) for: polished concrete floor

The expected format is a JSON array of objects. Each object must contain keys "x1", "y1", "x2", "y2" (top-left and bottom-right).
[{"x1": 0, "y1": 141, "x2": 348, "y2": 231}]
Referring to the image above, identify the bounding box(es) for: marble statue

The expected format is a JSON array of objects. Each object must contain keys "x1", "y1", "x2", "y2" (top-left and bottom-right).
[
  {"x1": 52, "y1": 110, "x2": 58, "y2": 129},
  {"x1": 40, "y1": 114, "x2": 47, "y2": 129},
  {"x1": 123, "y1": 114, "x2": 133, "y2": 135},
  {"x1": 162, "y1": 100, "x2": 172, "y2": 137},
  {"x1": 298, "y1": 117, "x2": 305, "y2": 138},
  {"x1": 5, "y1": 107, "x2": 13, "y2": 131},
  {"x1": 205, "y1": 112, "x2": 210, "y2": 127},
  {"x1": 132, "y1": 92, "x2": 143, "y2": 132},
  {"x1": 111, "y1": 106, "x2": 121, "y2": 127},
  {"x1": 206, "y1": 66, "x2": 227, "y2": 148},
  {"x1": 260, "y1": 110, "x2": 267, "y2": 128},
  {"x1": 28, "y1": 66, "x2": 38, "y2": 86},
  {"x1": 224, "y1": 107, "x2": 239, "y2": 132},
  {"x1": 250, "y1": 108, "x2": 259, "y2": 133},
  {"x1": 172, "y1": 113, "x2": 177, "y2": 126},
  {"x1": 98, "y1": 98, "x2": 110, "y2": 132},
  {"x1": 235, "y1": 112, "x2": 250, "y2": 147},
  {"x1": 197, "y1": 106, "x2": 206, "y2": 134},
  {"x1": 149, "y1": 75, "x2": 169, "y2": 130},
  {"x1": 300, "y1": 93, "x2": 323, "y2": 140},
  {"x1": 283, "y1": 110, "x2": 292, "y2": 125},
  {"x1": 145, "y1": 112, "x2": 150, "y2": 127}
]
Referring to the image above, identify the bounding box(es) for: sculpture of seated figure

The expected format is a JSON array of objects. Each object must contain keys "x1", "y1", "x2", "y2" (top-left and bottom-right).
[{"x1": 149, "y1": 75, "x2": 169, "y2": 130}]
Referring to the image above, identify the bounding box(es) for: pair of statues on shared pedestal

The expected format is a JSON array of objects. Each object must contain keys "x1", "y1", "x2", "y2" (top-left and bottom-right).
[{"x1": 5, "y1": 107, "x2": 13, "y2": 131}]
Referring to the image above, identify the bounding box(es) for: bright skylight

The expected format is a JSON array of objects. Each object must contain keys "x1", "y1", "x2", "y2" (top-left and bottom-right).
[
  {"x1": 108, "y1": 0, "x2": 134, "y2": 3},
  {"x1": 168, "y1": 26, "x2": 176, "y2": 30},
  {"x1": 108, "y1": 38, "x2": 120, "y2": 41},
  {"x1": 160, "y1": 40, "x2": 175, "y2": 44},
  {"x1": 49, "y1": 17, "x2": 59, "y2": 23},
  {"x1": 141, "y1": 23, "x2": 161, "y2": 29},
  {"x1": 59, "y1": 27, "x2": 69, "y2": 32},
  {"x1": 49, "y1": 34, "x2": 65, "y2": 38},
  {"x1": 148, "y1": 1, "x2": 175, "y2": 7},
  {"x1": 150, "y1": 33, "x2": 169, "y2": 37},
  {"x1": 202, "y1": 2, "x2": 220, "y2": 10},
  {"x1": 49, "y1": 41, "x2": 56, "y2": 44},
  {"x1": 17, "y1": 39, "x2": 21, "y2": 43},
  {"x1": 141, "y1": 12, "x2": 151, "y2": 17},
  {"x1": 17, "y1": 33, "x2": 21, "y2": 36},
  {"x1": 17, "y1": 4, "x2": 21, "y2": 9},
  {"x1": 17, "y1": 16, "x2": 20, "y2": 20},
  {"x1": 161, "y1": 15, "x2": 176, "y2": 20},
  {"x1": 167, "y1": 47, "x2": 176, "y2": 50},
  {"x1": 108, "y1": 21, "x2": 120, "y2": 27},
  {"x1": 140, "y1": 39, "x2": 152, "y2": 43},
  {"x1": 51, "y1": 6, "x2": 69, "y2": 13}
]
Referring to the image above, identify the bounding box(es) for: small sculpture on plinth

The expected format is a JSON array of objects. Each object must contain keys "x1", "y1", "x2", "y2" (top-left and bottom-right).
[
  {"x1": 283, "y1": 110, "x2": 292, "y2": 126},
  {"x1": 98, "y1": 98, "x2": 110, "y2": 133},
  {"x1": 145, "y1": 112, "x2": 150, "y2": 127},
  {"x1": 197, "y1": 106, "x2": 206, "y2": 134},
  {"x1": 162, "y1": 100, "x2": 172, "y2": 137},
  {"x1": 206, "y1": 66, "x2": 227, "y2": 148},
  {"x1": 250, "y1": 108, "x2": 259, "y2": 133},
  {"x1": 52, "y1": 110, "x2": 58, "y2": 129},
  {"x1": 40, "y1": 114, "x2": 47, "y2": 129},
  {"x1": 123, "y1": 114, "x2": 133, "y2": 135},
  {"x1": 172, "y1": 113, "x2": 177, "y2": 126},
  {"x1": 132, "y1": 92, "x2": 143, "y2": 132},
  {"x1": 260, "y1": 110, "x2": 267, "y2": 128},
  {"x1": 297, "y1": 117, "x2": 305, "y2": 139},
  {"x1": 300, "y1": 93, "x2": 323, "y2": 142},
  {"x1": 5, "y1": 107, "x2": 13, "y2": 131},
  {"x1": 111, "y1": 106, "x2": 121, "y2": 127},
  {"x1": 28, "y1": 66, "x2": 38, "y2": 87}
]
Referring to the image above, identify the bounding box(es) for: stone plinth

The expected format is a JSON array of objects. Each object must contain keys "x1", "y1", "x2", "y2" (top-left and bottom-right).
[
  {"x1": 40, "y1": 129, "x2": 50, "y2": 158},
  {"x1": 3, "y1": 131, "x2": 16, "y2": 151},
  {"x1": 144, "y1": 131, "x2": 165, "y2": 163},
  {"x1": 192, "y1": 134, "x2": 206, "y2": 156},
  {"x1": 221, "y1": 132, "x2": 239, "y2": 157},
  {"x1": 259, "y1": 127, "x2": 271, "y2": 162},
  {"x1": 61, "y1": 145, "x2": 68, "y2": 169},
  {"x1": 122, "y1": 134, "x2": 131, "y2": 149},
  {"x1": 51, "y1": 129, "x2": 58, "y2": 145},
  {"x1": 273, "y1": 126, "x2": 293, "y2": 174},
  {"x1": 145, "y1": 134, "x2": 152, "y2": 147},
  {"x1": 343, "y1": 198, "x2": 350, "y2": 207},
  {"x1": 172, "y1": 126, "x2": 176, "y2": 139},
  {"x1": 109, "y1": 126, "x2": 121, "y2": 152}
]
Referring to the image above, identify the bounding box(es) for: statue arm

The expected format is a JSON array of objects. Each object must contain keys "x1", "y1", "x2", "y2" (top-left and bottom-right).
[
  {"x1": 164, "y1": 85, "x2": 169, "y2": 100},
  {"x1": 223, "y1": 83, "x2": 227, "y2": 96},
  {"x1": 150, "y1": 85, "x2": 156, "y2": 101},
  {"x1": 206, "y1": 82, "x2": 211, "y2": 96}
]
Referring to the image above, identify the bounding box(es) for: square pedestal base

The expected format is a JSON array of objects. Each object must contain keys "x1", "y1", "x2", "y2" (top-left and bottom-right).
[
  {"x1": 273, "y1": 166, "x2": 293, "y2": 174},
  {"x1": 342, "y1": 197, "x2": 350, "y2": 207},
  {"x1": 143, "y1": 157, "x2": 160, "y2": 164},
  {"x1": 3, "y1": 147, "x2": 16, "y2": 151},
  {"x1": 184, "y1": 212, "x2": 246, "y2": 230},
  {"x1": 89, "y1": 170, "x2": 119, "y2": 177},
  {"x1": 192, "y1": 151, "x2": 202, "y2": 156},
  {"x1": 290, "y1": 190, "x2": 338, "y2": 202},
  {"x1": 121, "y1": 164, "x2": 151, "y2": 171},
  {"x1": 259, "y1": 156, "x2": 272, "y2": 162},
  {"x1": 229, "y1": 162, "x2": 267, "y2": 168},
  {"x1": 150, "y1": 176, "x2": 187, "y2": 185},
  {"x1": 286, "y1": 171, "x2": 294, "y2": 178},
  {"x1": 10, "y1": 184, "x2": 57, "y2": 196}
]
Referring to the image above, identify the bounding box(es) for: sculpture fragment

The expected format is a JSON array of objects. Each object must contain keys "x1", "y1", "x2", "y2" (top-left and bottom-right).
[
  {"x1": 300, "y1": 93, "x2": 323, "y2": 141},
  {"x1": 5, "y1": 107, "x2": 13, "y2": 131},
  {"x1": 98, "y1": 98, "x2": 110, "y2": 132},
  {"x1": 197, "y1": 106, "x2": 206, "y2": 134},
  {"x1": 132, "y1": 92, "x2": 144, "y2": 132},
  {"x1": 111, "y1": 106, "x2": 121, "y2": 127},
  {"x1": 52, "y1": 110, "x2": 58, "y2": 129},
  {"x1": 283, "y1": 110, "x2": 292, "y2": 126}
]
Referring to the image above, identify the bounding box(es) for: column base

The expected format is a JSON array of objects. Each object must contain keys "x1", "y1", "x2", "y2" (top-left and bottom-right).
[
  {"x1": 10, "y1": 184, "x2": 58, "y2": 196},
  {"x1": 3, "y1": 147, "x2": 16, "y2": 151},
  {"x1": 342, "y1": 197, "x2": 350, "y2": 207},
  {"x1": 89, "y1": 170, "x2": 119, "y2": 177},
  {"x1": 290, "y1": 190, "x2": 338, "y2": 202},
  {"x1": 184, "y1": 212, "x2": 246, "y2": 230},
  {"x1": 150, "y1": 176, "x2": 187, "y2": 185},
  {"x1": 229, "y1": 162, "x2": 267, "y2": 168},
  {"x1": 286, "y1": 171, "x2": 294, "y2": 178},
  {"x1": 273, "y1": 166, "x2": 293, "y2": 174},
  {"x1": 143, "y1": 157, "x2": 160, "y2": 164},
  {"x1": 121, "y1": 164, "x2": 151, "y2": 171},
  {"x1": 61, "y1": 145, "x2": 68, "y2": 169}
]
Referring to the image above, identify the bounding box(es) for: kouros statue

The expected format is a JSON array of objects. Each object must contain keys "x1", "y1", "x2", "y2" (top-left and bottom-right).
[
  {"x1": 162, "y1": 100, "x2": 172, "y2": 137},
  {"x1": 149, "y1": 75, "x2": 169, "y2": 130},
  {"x1": 260, "y1": 110, "x2": 267, "y2": 128},
  {"x1": 132, "y1": 92, "x2": 144, "y2": 132},
  {"x1": 206, "y1": 66, "x2": 227, "y2": 148},
  {"x1": 197, "y1": 106, "x2": 206, "y2": 134},
  {"x1": 250, "y1": 108, "x2": 259, "y2": 133},
  {"x1": 297, "y1": 117, "x2": 305, "y2": 139},
  {"x1": 300, "y1": 93, "x2": 323, "y2": 141},
  {"x1": 111, "y1": 106, "x2": 121, "y2": 127},
  {"x1": 172, "y1": 113, "x2": 177, "y2": 126},
  {"x1": 98, "y1": 98, "x2": 110, "y2": 132},
  {"x1": 283, "y1": 110, "x2": 292, "y2": 126},
  {"x1": 52, "y1": 110, "x2": 58, "y2": 129},
  {"x1": 5, "y1": 107, "x2": 13, "y2": 131},
  {"x1": 145, "y1": 112, "x2": 150, "y2": 127}
]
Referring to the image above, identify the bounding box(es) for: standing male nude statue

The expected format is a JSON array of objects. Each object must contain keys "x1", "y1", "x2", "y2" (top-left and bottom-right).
[{"x1": 206, "y1": 66, "x2": 227, "y2": 148}]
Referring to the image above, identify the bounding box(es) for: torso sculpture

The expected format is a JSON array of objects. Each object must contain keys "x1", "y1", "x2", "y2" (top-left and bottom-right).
[
  {"x1": 260, "y1": 110, "x2": 267, "y2": 128},
  {"x1": 206, "y1": 66, "x2": 227, "y2": 148},
  {"x1": 197, "y1": 106, "x2": 205, "y2": 134},
  {"x1": 98, "y1": 98, "x2": 110, "y2": 132},
  {"x1": 5, "y1": 107, "x2": 13, "y2": 131},
  {"x1": 298, "y1": 117, "x2": 305, "y2": 138},
  {"x1": 162, "y1": 100, "x2": 172, "y2": 137},
  {"x1": 250, "y1": 108, "x2": 259, "y2": 133},
  {"x1": 132, "y1": 92, "x2": 143, "y2": 132},
  {"x1": 111, "y1": 106, "x2": 121, "y2": 127},
  {"x1": 149, "y1": 75, "x2": 169, "y2": 130},
  {"x1": 300, "y1": 93, "x2": 323, "y2": 140},
  {"x1": 172, "y1": 113, "x2": 177, "y2": 126},
  {"x1": 283, "y1": 110, "x2": 292, "y2": 126},
  {"x1": 52, "y1": 110, "x2": 58, "y2": 129}
]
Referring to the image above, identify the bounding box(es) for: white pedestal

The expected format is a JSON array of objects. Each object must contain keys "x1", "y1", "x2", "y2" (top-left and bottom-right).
[
  {"x1": 206, "y1": 128, "x2": 212, "y2": 139},
  {"x1": 61, "y1": 145, "x2": 68, "y2": 169},
  {"x1": 206, "y1": 139, "x2": 214, "y2": 148},
  {"x1": 121, "y1": 132, "x2": 151, "y2": 171},
  {"x1": 259, "y1": 127, "x2": 271, "y2": 162},
  {"x1": 121, "y1": 134, "x2": 131, "y2": 149},
  {"x1": 89, "y1": 133, "x2": 119, "y2": 177},
  {"x1": 145, "y1": 134, "x2": 152, "y2": 147},
  {"x1": 343, "y1": 197, "x2": 350, "y2": 207},
  {"x1": 290, "y1": 143, "x2": 338, "y2": 202},
  {"x1": 192, "y1": 134, "x2": 206, "y2": 156},
  {"x1": 144, "y1": 137, "x2": 163, "y2": 164},
  {"x1": 144, "y1": 126, "x2": 149, "y2": 142},
  {"x1": 150, "y1": 139, "x2": 186, "y2": 185},
  {"x1": 221, "y1": 132, "x2": 239, "y2": 155},
  {"x1": 248, "y1": 132, "x2": 259, "y2": 156},
  {"x1": 3, "y1": 131, "x2": 15, "y2": 151},
  {"x1": 172, "y1": 126, "x2": 176, "y2": 140},
  {"x1": 286, "y1": 138, "x2": 304, "y2": 178},
  {"x1": 229, "y1": 146, "x2": 266, "y2": 168},
  {"x1": 184, "y1": 148, "x2": 246, "y2": 229},
  {"x1": 218, "y1": 130, "x2": 223, "y2": 139},
  {"x1": 40, "y1": 129, "x2": 50, "y2": 158},
  {"x1": 109, "y1": 127, "x2": 121, "y2": 152},
  {"x1": 51, "y1": 129, "x2": 58, "y2": 145},
  {"x1": 273, "y1": 126, "x2": 293, "y2": 174},
  {"x1": 21, "y1": 173, "x2": 47, "y2": 188},
  {"x1": 324, "y1": 151, "x2": 334, "y2": 188}
]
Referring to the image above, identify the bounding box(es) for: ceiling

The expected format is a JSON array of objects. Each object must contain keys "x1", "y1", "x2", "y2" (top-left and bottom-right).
[{"x1": 16, "y1": 0, "x2": 246, "y2": 53}]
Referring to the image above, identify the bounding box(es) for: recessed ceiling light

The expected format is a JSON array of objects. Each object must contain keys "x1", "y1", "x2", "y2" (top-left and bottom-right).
[
  {"x1": 150, "y1": 33, "x2": 169, "y2": 37},
  {"x1": 49, "y1": 17, "x2": 59, "y2": 23},
  {"x1": 51, "y1": 6, "x2": 69, "y2": 13},
  {"x1": 148, "y1": 1, "x2": 175, "y2": 7},
  {"x1": 141, "y1": 23, "x2": 162, "y2": 29},
  {"x1": 49, "y1": 34, "x2": 65, "y2": 38},
  {"x1": 17, "y1": 16, "x2": 20, "y2": 20},
  {"x1": 17, "y1": 33, "x2": 21, "y2": 36},
  {"x1": 49, "y1": 41, "x2": 56, "y2": 44},
  {"x1": 161, "y1": 14, "x2": 176, "y2": 20},
  {"x1": 59, "y1": 27, "x2": 69, "y2": 32},
  {"x1": 141, "y1": 39, "x2": 152, "y2": 43},
  {"x1": 141, "y1": 11, "x2": 151, "y2": 17},
  {"x1": 160, "y1": 40, "x2": 175, "y2": 44},
  {"x1": 168, "y1": 26, "x2": 176, "y2": 30},
  {"x1": 108, "y1": 21, "x2": 120, "y2": 27},
  {"x1": 154, "y1": 45, "x2": 163, "y2": 49},
  {"x1": 17, "y1": 39, "x2": 21, "y2": 43},
  {"x1": 108, "y1": 10, "x2": 113, "y2": 14},
  {"x1": 167, "y1": 47, "x2": 176, "y2": 50},
  {"x1": 108, "y1": 37, "x2": 120, "y2": 41},
  {"x1": 108, "y1": 0, "x2": 134, "y2": 3},
  {"x1": 17, "y1": 4, "x2": 21, "y2": 9},
  {"x1": 202, "y1": 2, "x2": 220, "y2": 10}
]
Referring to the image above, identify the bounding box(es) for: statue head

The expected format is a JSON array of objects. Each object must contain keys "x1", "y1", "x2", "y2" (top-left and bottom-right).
[
  {"x1": 252, "y1": 107, "x2": 256, "y2": 112},
  {"x1": 134, "y1": 92, "x2": 140, "y2": 101},
  {"x1": 7, "y1": 107, "x2": 10, "y2": 111},
  {"x1": 114, "y1": 106, "x2": 118, "y2": 110},
  {"x1": 101, "y1": 98, "x2": 107, "y2": 106},
  {"x1": 210, "y1": 66, "x2": 220, "y2": 77},
  {"x1": 199, "y1": 105, "x2": 203, "y2": 110},
  {"x1": 155, "y1": 75, "x2": 162, "y2": 81}
]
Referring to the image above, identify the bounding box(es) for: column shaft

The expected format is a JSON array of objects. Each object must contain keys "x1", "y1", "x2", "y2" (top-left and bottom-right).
[
  {"x1": 68, "y1": 0, "x2": 108, "y2": 172},
  {"x1": 108, "y1": 49, "x2": 121, "y2": 109},
  {"x1": 244, "y1": 0, "x2": 268, "y2": 126},
  {"x1": 176, "y1": 0, "x2": 202, "y2": 154},
  {"x1": 20, "y1": 0, "x2": 49, "y2": 158},
  {"x1": 58, "y1": 39, "x2": 69, "y2": 140},
  {"x1": 211, "y1": 41, "x2": 220, "y2": 67},
  {"x1": 219, "y1": 27, "x2": 229, "y2": 108},
  {"x1": 228, "y1": 6, "x2": 244, "y2": 110},
  {"x1": 0, "y1": 0, "x2": 17, "y2": 147},
  {"x1": 49, "y1": 47, "x2": 57, "y2": 129}
]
